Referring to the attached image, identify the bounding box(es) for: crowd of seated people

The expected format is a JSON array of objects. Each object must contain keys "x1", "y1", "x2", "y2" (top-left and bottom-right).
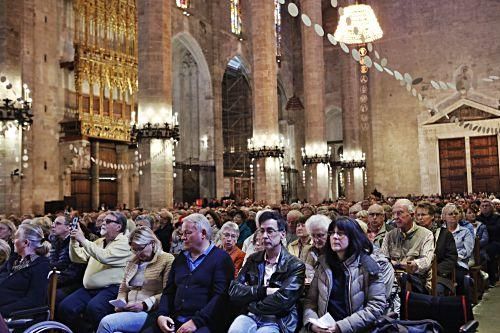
[{"x1": 0, "y1": 192, "x2": 499, "y2": 332}]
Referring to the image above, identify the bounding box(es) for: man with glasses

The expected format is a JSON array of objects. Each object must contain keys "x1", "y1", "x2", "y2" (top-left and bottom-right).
[
  {"x1": 58, "y1": 211, "x2": 131, "y2": 333},
  {"x1": 220, "y1": 221, "x2": 246, "y2": 277},
  {"x1": 477, "y1": 199, "x2": 500, "y2": 287},
  {"x1": 367, "y1": 204, "x2": 393, "y2": 247},
  {"x1": 49, "y1": 214, "x2": 85, "y2": 304},
  {"x1": 381, "y1": 199, "x2": 434, "y2": 308},
  {"x1": 228, "y1": 211, "x2": 305, "y2": 333}
]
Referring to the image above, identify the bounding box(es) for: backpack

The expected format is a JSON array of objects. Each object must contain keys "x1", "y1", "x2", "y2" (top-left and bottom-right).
[{"x1": 372, "y1": 315, "x2": 443, "y2": 333}]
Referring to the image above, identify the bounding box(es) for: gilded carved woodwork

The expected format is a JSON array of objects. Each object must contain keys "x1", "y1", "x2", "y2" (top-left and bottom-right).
[{"x1": 73, "y1": 0, "x2": 137, "y2": 142}]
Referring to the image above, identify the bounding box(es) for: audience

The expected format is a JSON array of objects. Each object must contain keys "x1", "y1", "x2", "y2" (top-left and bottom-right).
[
  {"x1": 155, "y1": 213, "x2": 234, "y2": 333},
  {"x1": 228, "y1": 211, "x2": 305, "y2": 333},
  {"x1": 477, "y1": 199, "x2": 500, "y2": 287},
  {"x1": 415, "y1": 201, "x2": 458, "y2": 295},
  {"x1": 58, "y1": 211, "x2": 131, "y2": 332},
  {"x1": 97, "y1": 226, "x2": 174, "y2": 333},
  {"x1": 0, "y1": 192, "x2": 498, "y2": 331},
  {"x1": 49, "y1": 214, "x2": 86, "y2": 303},
  {"x1": 287, "y1": 216, "x2": 312, "y2": 262},
  {"x1": 303, "y1": 217, "x2": 388, "y2": 333},
  {"x1": 219, "y1": 222, "x2": 246, "y2": 278},
  {"x1": 0, "y1": 224, "x2": 51, "y2": 316},
  {"x1": 443, "y1": 203, "x2": 474, "y2": 296}
]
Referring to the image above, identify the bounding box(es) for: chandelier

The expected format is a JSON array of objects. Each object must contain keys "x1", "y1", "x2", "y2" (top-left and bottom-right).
[{"x1": 334, "y1": 4, "x2": 383, "y2": 44}]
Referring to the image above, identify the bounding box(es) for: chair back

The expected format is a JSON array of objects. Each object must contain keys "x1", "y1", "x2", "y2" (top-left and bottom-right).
[
  {"x1": 431, "y1": 254, "x2": 438, "y2": 296},
  {"x1": 47, "y1": 268, "x2": 59, "y2": 321}
]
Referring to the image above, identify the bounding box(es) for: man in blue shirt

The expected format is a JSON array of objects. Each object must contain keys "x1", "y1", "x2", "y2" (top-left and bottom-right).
[{"x1": 155, "y1": 213, "x2": 234, "y2": 333}]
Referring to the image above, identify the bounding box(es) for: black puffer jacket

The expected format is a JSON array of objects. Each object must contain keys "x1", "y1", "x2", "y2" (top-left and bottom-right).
[
  {"x1": 229, "y1": 247, "x2": 305, "y2": 333},
  {"x1": 49, "y1": 235, "x2": 85, "y2": 287}
]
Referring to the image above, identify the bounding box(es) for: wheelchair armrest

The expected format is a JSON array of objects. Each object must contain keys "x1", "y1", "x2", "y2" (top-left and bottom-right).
[
  {"x1": 5, "y1": 318, "x2": 35, "y2": 329},
  {"x1": 459, "y1": 320, "x2": 479, "y2": 333},
  {"x1": 8, "y1": 306, "x2": 49, "y2": 319}
]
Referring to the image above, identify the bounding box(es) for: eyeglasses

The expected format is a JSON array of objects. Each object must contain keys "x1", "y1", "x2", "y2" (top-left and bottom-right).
[
  {"x1": 329, "y1": 231, "x2": 346, "y2": 238},
  {"x1": 259, "y1": 228, "x2": 280, "y2": 236},
  {"x1": 104, "y1": 219, "x2": 119, "y2": 225},
  {"x1": 222, "y1": 232, "x2": 238, "y2": 239},
  {"x1": 131, "y1": 243, "x2": 150, "y2": 253},
  {"x1": 392, "y1": 211, "x2": 407, "y2": 217},
  {"x1": 446, "y1": 212, "x2": 459, "y2": 216},
  {"x1": 311, "y1": 233, "x2": 327, "y2": 239}
]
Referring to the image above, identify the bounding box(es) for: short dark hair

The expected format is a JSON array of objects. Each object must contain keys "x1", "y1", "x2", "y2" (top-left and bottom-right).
[
  {"x1": 416, "y1": 201, "x2": 436, "y2": 216},
  {"x1": 325, "y1": 217, "x2": 373, "y2": 262},
  {"x1": 258, "y1": 211, "x2": 286, "y2": 231},
  {"x1": 108, "y1": 211, "x2": 127, "y2": 233}
]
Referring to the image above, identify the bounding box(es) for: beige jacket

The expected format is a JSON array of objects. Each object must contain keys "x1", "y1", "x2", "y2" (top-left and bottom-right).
[
  {"x1": 70, "y1": 233, "x2": 131, "y2": 289},
  {"x1": 117, "y1": 251, "x2": 174, "y2": 311},
  {"x1": 287, "y1": 237, "x2": 312, "y2": 262}
]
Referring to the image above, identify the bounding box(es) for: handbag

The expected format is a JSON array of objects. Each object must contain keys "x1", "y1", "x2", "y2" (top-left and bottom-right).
[{"x1": 372, "y1": 315, "x2": 443, "y2": 333}]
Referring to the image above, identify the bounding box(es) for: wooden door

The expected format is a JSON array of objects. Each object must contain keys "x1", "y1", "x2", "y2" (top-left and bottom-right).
[
  {"x1": 71, "y1": 171, "x2": 91, "y2": 212},
  {"x1": 439, "y1": 138, "x2": 467, "y2": 194},
  {"x1": 99, "y1": 144, "x2": 118, "y2": 209},
  {"x1": 470, "y1": 136, "x2": 500, "y2": 193}
]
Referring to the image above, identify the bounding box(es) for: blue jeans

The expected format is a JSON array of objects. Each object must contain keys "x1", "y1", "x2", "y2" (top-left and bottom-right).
[
  {"x1": 97, "y1": 311, "x2": 148, "y2": 333},
  {"x1": 57, "y1": 285, "x2": 119, "y2": 332},
  {"x1": 228, "y1": 314, "x2": 280, "y2": 333}
]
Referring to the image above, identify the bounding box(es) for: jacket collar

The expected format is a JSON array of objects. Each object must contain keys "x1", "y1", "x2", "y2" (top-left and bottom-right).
[{"x1": 252, "y1": 246, "x2": 293, "y2": 273}]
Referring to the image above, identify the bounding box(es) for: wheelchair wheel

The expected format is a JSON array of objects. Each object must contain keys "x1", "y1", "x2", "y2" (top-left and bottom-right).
[{"x1": 22, "y1": 320, "x2": 72, "y2": 333}]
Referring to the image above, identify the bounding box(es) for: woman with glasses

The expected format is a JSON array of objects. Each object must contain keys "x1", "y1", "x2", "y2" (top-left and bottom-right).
[
  {"x1": 303, "y1": 217, "x2": 387, "y2": 333},
  {"x1": 304, "y1": 215, "x2": 331, "y2": 280},
  {"x1": 219, "y1": 221, "x2": 245, "y2": 277},
  {"x1": 97, "y1": 226, "x2": 174, "y2": 333},
  {"x1": 443, "y1": 203, "x2": 474, "y2": 296}
]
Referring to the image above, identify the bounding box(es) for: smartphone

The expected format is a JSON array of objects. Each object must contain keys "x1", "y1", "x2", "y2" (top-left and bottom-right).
[{"x1": 71, "y1": 217, "x2": 79, "y2": 231}]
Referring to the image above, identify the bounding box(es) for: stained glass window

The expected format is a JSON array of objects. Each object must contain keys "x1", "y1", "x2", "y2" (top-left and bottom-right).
[
  {"x1": 275, "y1": 0, "x2": 282, "y2": 61},
  {"x1": 230, "y1": 0, "x2": 242, "y2": 36},
  {"x1": 176, "y1": 0, "x2": 190, "y2": 9}
]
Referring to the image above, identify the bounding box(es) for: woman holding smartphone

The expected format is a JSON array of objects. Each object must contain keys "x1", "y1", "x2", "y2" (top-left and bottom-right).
[{"x1": 97, "y1": 227, "x2": 174, "y2": 333}]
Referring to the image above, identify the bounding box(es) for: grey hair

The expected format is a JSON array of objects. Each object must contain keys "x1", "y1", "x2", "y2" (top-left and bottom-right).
[
  {"x1": 183, "y1": 213, "x2": 212, "y2": 240},
  {"x1": 442, "y1": 203, "x2": 459, "y2": 219},
  {"x1": 17, "y1": 224, "x2": 51, "y2": 256},
  {"x1": 255, "y1": 209, "x2": 273, "y2": 229},
  {"x1": 305, "y1": 214, "x2": 332, "y2": 233},
  {"x1": 129, "y1": 226, "x2": 162, "y2": 254},
  {"x1": 220, "y1": 221, "x2": 240, "y2": 235},
  {"x1": 393, "y1": 199, "x2": 415, "y2": 214}
]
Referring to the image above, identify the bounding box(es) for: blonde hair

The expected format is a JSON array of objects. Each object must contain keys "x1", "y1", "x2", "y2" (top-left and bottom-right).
[
  {"x1": 0, "y1": 239, "x2": 11, "y2": 265},
  {"x1": 129, "y1": 226, "x2": 162, "y2": 255},
  {"x1": 31, "y1": 216, "x2": 52, "y2": 238},
  {"x1": 17, "y1": 224, "x2": 51, "y2": 256},
  {"x1": 0, "y1": 219, "x2": 17, "y2": 241}
]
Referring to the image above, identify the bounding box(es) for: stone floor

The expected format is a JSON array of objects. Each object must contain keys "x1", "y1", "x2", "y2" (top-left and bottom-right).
[{"x1": 474, "y1": 283, "x2": 500, "y2": 332}]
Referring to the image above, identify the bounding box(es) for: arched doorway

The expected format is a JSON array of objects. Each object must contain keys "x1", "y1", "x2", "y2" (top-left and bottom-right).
[
  {"x1": 222, "y1": 56, "x2": 253, "y2": 201},
  {"x1": 172, "y1": 33, "x2": 215, "y2": 205}
]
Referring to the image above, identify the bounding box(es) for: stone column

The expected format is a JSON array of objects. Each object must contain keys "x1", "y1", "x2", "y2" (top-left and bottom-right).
[
  {"x1": 249, "y1": 0, "x2": 282, "y2": 203},
  {"x1": 137, "y1": 0, "x2": 173, "y2": 209},
  {"x1": 91, "y1": 141, "x2": 100, "y2": 210},
  {"x1": 340, "y1": 0, "x2": 365, "y2": 202},
  {"x1": 116, "y1": 144, "x2": 131, "y2": 209},
  {"x1": 301, "y1": 0, "x2": 329, "y2": 204}
]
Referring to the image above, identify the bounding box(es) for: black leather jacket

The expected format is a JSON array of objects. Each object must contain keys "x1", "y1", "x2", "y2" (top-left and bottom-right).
[{"x1": 229, "y1": 247, "x2": 305, "y2": 332}]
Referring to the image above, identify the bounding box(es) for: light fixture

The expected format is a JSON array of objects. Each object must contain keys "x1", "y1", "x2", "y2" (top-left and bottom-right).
[
  {"x1": 334, "y1": 4, "x2": 383, "y2": 44},
  {"x1": 301, "y1": 146, "x2": 332, "y2": 165}
]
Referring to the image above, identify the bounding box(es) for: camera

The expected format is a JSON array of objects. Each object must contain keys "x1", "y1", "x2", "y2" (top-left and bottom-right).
[{"x1": 71, "y1": 217, "x2": 79, "y2": 231}]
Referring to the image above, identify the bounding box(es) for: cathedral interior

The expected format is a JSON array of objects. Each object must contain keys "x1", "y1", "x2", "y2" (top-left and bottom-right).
[{"x1": 1, "y1": 0, "x2": 500, "y2": 215}]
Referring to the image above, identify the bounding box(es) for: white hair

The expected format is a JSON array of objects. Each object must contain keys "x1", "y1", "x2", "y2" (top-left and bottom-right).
[
  {"x1": 220, "y1": 221, "x2": 240, "y2": 235},
  {"x1": 183, "y1": 213, "x2": 212, "y2": 240},
  {"x1": 305, "y1": 214, "x2": 331, "y2": 233},
  {"x1": 393, "y1": 199, "x2": 415, "y2": 214},
  {"x1": 255, "y1": 209, "x2": 273, "y2": 229}
]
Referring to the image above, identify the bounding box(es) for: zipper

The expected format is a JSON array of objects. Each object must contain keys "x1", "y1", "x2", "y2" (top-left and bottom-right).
[{"x1": 344, "y1": 261, "x2": 353, "y2": 314}]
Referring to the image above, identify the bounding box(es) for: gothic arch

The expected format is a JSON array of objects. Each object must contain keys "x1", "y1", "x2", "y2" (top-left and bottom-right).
[{"x1": 172, "y1": 32, "x2": 215, "y2": 203}]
